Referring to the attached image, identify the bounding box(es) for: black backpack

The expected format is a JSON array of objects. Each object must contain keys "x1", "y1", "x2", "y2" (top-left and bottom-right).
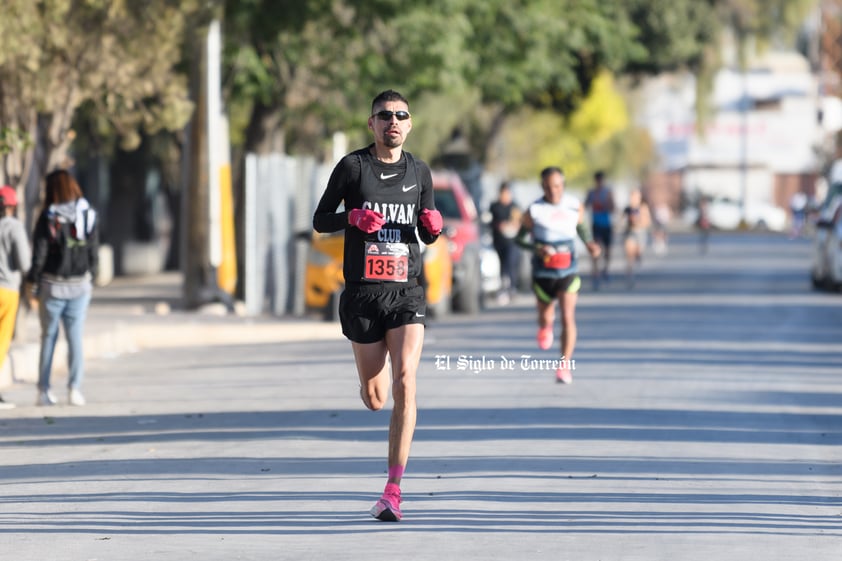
[{"x1": 47, "y1": 207, "x2": 96, "y2": 278}]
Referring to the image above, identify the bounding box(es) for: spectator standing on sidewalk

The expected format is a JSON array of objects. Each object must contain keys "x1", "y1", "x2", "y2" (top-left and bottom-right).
[
  {"x1": 0, "y1": 185, "x2": 31, "y2": 409},
  {"x1": 488, "y1": 181, "x2": 521, "y2": 303},
  {"x1": 27, "y1": 170, "x2": 99, "y2": 407}
]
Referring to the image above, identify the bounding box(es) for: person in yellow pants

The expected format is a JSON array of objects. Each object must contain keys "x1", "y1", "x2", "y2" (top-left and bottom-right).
[{"x1": 0, "y1": 185, "x2": 31, "y2": 409}]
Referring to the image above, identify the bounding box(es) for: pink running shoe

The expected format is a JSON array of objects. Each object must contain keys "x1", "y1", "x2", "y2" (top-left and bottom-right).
[
  {"x1": 537, "y1": 326, "x2": 554, "y2": 350},
  {"x1": 556, "y1": 366, "x2": 573, "y2": 384},
  {"x1": 370, "y1": 483, "x2": 402, "y2": 521}
]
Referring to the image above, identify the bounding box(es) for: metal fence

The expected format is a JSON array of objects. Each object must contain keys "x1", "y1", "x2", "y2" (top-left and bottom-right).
[{"x1": 243, "y1": 152, "x2": 332, "y2": 317}]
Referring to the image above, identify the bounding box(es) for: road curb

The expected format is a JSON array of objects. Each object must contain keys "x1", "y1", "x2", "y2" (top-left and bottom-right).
[{"x1": 0, "y1": 316, "x2": 344, "y2": 391}]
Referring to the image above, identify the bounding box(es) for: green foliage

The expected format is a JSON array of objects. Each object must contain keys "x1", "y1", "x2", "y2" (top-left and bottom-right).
[
  {"x1": 1, "y1": 0, "x2": 820, "y2": 187},
  {"x1": 568, "y1": 73, "x2": 629, "y2": 145},
  {"x1": 0, "y1": 0, "x2": 216, "y2": 185},
  {"x1": 458, "y1": 0, "x2": 645, "y2": 115},
  {"x1": 223, "y1": 0, "x2": 478, "y2": 154},
  {"x1": 0, "y1": 127, "x2": 33, "y2": 155},
  {"x1": 404, "y1": 88, "x2": 484, "y2": 162},
  {"x1": 623, "y1": 0, "x2": 720, "y2": 74},
  {"x1": 501, "y1": 72, "x2": 640, "y2": 183}
]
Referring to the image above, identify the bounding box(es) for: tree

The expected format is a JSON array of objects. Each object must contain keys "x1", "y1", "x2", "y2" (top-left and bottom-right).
[
  {"x1": 0, "y1": 0, "x2": 213, "y2": 211},
  {"x1": 496, "y1": 0, "x2": 819, "y2": 182},
  {"x1": 624, "y1": 0, "x2": 816, "y2": 124},
  {"x1": 500, "y1": 71, "x2": 642, "y2": 183},
  {"x1": 460, "y1": 0, "x2": 643, "y2": 146},
  {"x1": 222, "y1": 0, "x2": 476, "y2": 159}
]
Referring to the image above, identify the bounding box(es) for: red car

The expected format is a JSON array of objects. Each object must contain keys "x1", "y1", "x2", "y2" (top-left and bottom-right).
[{"x1": 433, "y1": 171, "x2": 483, "y2": 314}]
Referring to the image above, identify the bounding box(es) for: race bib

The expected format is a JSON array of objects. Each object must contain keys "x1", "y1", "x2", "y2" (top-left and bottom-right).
[{"x1": 364, "y1": 242, "x2": 409, "y2": 282}]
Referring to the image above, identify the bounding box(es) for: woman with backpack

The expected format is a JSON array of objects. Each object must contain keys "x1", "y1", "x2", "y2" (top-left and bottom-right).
[{"x1": 27, "y1": 170, "x2": 98, "y2": 406}]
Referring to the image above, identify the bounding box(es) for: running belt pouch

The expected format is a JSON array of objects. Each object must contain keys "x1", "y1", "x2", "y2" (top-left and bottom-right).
[{"x1": 544, "y1": 252, "x2": 571, "y2": 269}]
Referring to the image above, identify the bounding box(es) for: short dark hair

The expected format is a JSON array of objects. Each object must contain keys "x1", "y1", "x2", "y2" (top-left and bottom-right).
[
  {"x1": 540, "y1": 167, "x2": 564, "y2": 181},
  {"x1": 45, "y1": 169, "x2": 84, "y2": 204},
  {"x1": 594, "y1": 170, "x2": 605, "y2": 181},
  {"x1": 371, "y1": 90, "x2": 409, "y2": 114}
]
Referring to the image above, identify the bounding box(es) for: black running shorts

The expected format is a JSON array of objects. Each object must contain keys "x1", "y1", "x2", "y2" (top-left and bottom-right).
[
  {"x1": 339, "y1": 281, "x2": 426, "y2": 344},
  {"x1": 532, "y1": 274, "x2": 581, "y2": 303}
]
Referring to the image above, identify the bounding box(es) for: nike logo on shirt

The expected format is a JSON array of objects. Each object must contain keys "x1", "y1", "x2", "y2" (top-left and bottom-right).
[
  {"x1": 380, "y1": 173, "x2": 398, "y2": 180},
  {"x1": 402, "y1": 184, "x2": 417, "y2": 192}
]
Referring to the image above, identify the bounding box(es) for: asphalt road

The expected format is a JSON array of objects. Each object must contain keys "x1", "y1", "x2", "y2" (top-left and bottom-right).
[{"x1": 1, "y1": 231, "x2": 840, "y2": 561}]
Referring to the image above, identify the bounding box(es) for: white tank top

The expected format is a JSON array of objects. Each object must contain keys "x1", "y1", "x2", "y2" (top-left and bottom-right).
[
  {"x1": 528, "y1": 193, "x2": 581, "y2": 278},
  {"x1": 529, "y1": 193, "x2": 581, "y2": 243}
]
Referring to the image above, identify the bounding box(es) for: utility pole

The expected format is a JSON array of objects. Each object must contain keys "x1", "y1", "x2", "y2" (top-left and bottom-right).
[
  {"x1": 735, "y1": 21, "x2": 750, "y2": 229},
  {"x1": 739, "y1": 57, "x2": 749, "y2": 228},
  {"x1": 183, "y1": 18, "x2": 234, "y2": 310},
  {"x1": 183, "y1": 21, "x2": 210, "y2": 309}
]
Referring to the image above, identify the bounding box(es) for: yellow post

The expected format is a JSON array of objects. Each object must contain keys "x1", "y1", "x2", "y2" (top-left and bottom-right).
[{"x1": 217, "y1": 161, "x2": 237, "y2": 294}]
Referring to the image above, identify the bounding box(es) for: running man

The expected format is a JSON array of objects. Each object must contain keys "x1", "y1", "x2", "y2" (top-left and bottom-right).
[
  {"x1": 517, "y1": 167, "x2": 601, "y2": 384},
  {"x1": 584, "y1": 170, "x2": 615, "y2": 289},
  {"x1": 312, "y1": 90, "x2": 442, "y2": 522}
]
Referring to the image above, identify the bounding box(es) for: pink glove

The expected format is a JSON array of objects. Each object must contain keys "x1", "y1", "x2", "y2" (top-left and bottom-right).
[
  {"x1": 348, "y1": 208, "x2": 385, "y2": 233},
  {"x1": 419, "y1": 208, "x2": 443, "y2": 235}
]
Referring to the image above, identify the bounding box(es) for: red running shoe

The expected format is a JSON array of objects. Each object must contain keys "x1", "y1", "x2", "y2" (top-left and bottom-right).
[{"x1": 556, "y1": 365, "x2": 573, "y2": 384}]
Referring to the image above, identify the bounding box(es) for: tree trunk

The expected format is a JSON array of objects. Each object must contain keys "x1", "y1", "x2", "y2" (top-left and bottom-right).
[
  {"x1": 0, "y1": 92, "x2": 38, "y2": 226},
  {"x1": 481, "y1": 105, "x2": 509, "y2": 172},
  {"x1": 158, "y1": 134, "x2": 185, "y2": 272},
  {"x1": 183, "y1": 35, "x2": 211, "y2": 310},
  {"x1": 107, "y1": 147, "x2": 149, "y2": 276}
]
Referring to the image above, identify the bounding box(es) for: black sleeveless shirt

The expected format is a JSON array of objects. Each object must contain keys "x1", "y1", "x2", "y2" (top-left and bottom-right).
[{"x1": 313, "y1": 145, "x2": 438, "y2": 284}]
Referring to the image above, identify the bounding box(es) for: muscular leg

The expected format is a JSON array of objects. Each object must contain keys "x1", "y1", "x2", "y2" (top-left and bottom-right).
[
  {"x1": 558, "y1": 289, "x2": 578, "y2": 361},
  {"x1": 624, "y1": 237, "x2": 636, "y2": 282},
  {"x1": 536, "y1": 295, "x2": 555, "y2": 331},
  {"x1": 352, "y1": 340, "x2": 390, "y2": 411},
  {"x1": 602, "y1": 239, "x2": 612, "y2": 278},
  {"x1": 589, "y1": 228, "x2": 601, "y2": 288},
  {"x1": 383, "y1": 323, "x2": 424, "y2": 484},
  {"x1": 590, "y1": 248, "x2": 601, "y2": 286},
  {"x1": 494, "y1": 242, "x2": 509, "y2": 291}
]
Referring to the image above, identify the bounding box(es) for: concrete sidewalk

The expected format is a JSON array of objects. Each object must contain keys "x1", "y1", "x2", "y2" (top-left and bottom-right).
[{"x1": 0, "y1": 272, "x2": 343, "y2": 398}]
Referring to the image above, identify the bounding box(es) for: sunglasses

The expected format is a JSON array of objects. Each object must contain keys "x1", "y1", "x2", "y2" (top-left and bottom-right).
[{"x1": 372, "y1": 110, "x2": 411, "y2": 121}]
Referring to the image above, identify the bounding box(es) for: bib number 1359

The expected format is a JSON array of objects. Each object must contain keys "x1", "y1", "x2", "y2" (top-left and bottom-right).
[{"x1": 364, "y1": 242, "x2": 409, "y2": 282}]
